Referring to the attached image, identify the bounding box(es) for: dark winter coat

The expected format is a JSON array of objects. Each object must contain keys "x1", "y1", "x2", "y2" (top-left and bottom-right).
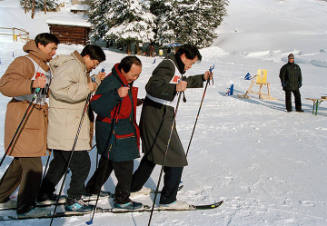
[
  {"x1": 141, "y1": 54, "x2": 204, "y2": 167},
  {"x1": 91, "y1": 64, "x2": 140, "y2": 162},
  {"x1": 279, "y1": 62, "x2": 302, "y2": 91}
]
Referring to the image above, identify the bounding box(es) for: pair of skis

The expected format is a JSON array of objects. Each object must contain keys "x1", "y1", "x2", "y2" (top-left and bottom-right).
[
  {"x1": 0, "y1": 201, "x2": 223, "y2": 221},
  {"x1": 0, "y1": 184, "x2": 223, "y2": 222},
  {"x1": 0, "y1": 185, "x2": 186, "y2": 211}
]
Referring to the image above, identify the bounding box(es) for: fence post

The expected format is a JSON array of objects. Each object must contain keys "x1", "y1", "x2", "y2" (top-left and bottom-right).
[{"x1": 12, "y1": 28, "x2": 17, "y2": 42}]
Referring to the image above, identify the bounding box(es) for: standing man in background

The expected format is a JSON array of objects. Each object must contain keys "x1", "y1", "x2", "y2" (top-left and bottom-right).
[{"x1": 279, "y1": 53, "x2": 303, "y2": 112}]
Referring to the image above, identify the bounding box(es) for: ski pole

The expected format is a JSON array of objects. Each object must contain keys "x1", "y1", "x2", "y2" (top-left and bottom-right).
[
  {"x1": 92, "y1": 144, "x2": 98, "y2": 169},
  {"x1": 185, "y1": 65, "x2": 214, "y2": 157},
  {"x1": 148, "y1": 92, "x2": 183, "y2": 226},
  {"x1": 49, "y1": 93, "x2": 92, "y2": 226},
  {"x1": 91, "y1": 68, "x2": 105, "y2": 169},
  {"x1": 86, "y1": 148, "x2": 111, "y2": 225},
  {"x1": 0, "y1": 89, "x2": 41, "y2": 167},
  {"x1": 86, "y1": 104, "x2": 122, "y2": 225},
  {"x1": 42, "y1": 150, "x2": 52, "y2": 180}
]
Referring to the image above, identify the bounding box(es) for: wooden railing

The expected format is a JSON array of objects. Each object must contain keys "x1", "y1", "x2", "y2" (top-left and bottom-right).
[{"x1": 0, "y1": 27, "x2": 30, "y2": 42}]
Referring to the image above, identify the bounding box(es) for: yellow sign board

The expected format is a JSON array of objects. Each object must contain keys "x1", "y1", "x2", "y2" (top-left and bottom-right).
[{"x1": 256, "y1": 69, "x2": 267, "y2": 84}]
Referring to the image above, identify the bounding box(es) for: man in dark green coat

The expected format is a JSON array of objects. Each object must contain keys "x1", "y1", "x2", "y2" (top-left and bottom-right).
[
  {"x1": 130, "y1": 45, "x2": 213, "y2": 208},
  {"x1": 279, "y1": 53, "x2": 303, "y2": 112},
  {"x1": 85, "y1": 56, "x2": 143, "y2": 209}
]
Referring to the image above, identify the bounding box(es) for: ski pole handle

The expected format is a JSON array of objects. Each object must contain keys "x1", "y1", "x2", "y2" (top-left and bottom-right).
[
  {"x1": 209, "y1": 64, "x2": 215, "y2": 73},
  {"x1": 34, "y1": 72, "x2": 45, "y2": 94},
  {"x1": 91, "y1": 68, "x2": 106, "y2": 82},
  {"x1": 208, "y1": 64, "x2": 215, "y2": 85}
]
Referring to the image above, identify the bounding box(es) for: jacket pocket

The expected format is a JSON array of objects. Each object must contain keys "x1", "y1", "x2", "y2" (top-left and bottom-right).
[
  {"x1": 110, "y1": 135, "x2": 139, "y2": 161},
  {"x1": 7, "y1": 101, "x2": 43, "y2": 130},
  {"x1": 108, "y1": 121, "x2": 139, "y2": 160},
  {"x1": 110, "y1": 121, "x2": 135, "y2": 146},
  {"x1": 5, "y1": 101, "x2": 46, "y2": 156}
]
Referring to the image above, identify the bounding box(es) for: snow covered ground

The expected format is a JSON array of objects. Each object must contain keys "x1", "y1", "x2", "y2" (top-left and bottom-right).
[{"x1": 0, "y1": 0, "x2": 327, "y2": 225}]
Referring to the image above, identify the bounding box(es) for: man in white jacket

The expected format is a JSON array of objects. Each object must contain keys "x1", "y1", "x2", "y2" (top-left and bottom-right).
[{"x1": 37, "y1": 45, "x2": 106, "y2": 212}]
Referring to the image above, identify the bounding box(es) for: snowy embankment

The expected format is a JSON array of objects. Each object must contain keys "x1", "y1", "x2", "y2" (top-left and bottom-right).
[{"x1": 0, "y1": 0, "x2": 327, "y2": 225}]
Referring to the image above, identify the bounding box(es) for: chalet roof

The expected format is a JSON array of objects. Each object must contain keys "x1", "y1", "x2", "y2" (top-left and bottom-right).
[
  {"x1": 69, "y1": 4, "x2": 89, "y2": 11},
  {"x1": 46, "y1": 15, "x2": 91, "y2": 28}
]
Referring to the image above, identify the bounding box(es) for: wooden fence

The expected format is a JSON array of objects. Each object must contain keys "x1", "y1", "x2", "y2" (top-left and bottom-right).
[{"x1": 0, "y1": 27, "x2": 30, "y2": 42}]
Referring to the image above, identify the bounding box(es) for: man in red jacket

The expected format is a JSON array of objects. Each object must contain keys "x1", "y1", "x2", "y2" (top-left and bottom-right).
[{"x1": 85, "y1": 56, "x2": 143, "y2": 210}]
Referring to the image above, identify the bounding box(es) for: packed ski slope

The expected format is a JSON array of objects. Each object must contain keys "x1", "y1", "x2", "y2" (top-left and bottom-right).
[{"x1": 0, "y1": 0, "x2": 327, "y2": 225}]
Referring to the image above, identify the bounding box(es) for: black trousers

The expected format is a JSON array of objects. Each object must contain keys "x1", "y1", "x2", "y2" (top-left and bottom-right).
[
  {"x1": 85, "y1": 155, "x2": 133, "y2": 204},
  {"x1": 39, "y1": 150, "x2": 90, "y2": 200},
  {"x1": 0, "y1": 157, "x2": 42, "y2": 214},
  {"x1": 131, "y1": 156, "x2": 183, "y2": 204},
  {"x1": 285, "y1": 89, "x2": 302, "y2": 111}
]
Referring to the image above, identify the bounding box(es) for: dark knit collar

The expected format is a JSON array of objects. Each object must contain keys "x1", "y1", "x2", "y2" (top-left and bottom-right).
[{"x1": 167, "y1": 54, "x2": 185, "y2": 74}]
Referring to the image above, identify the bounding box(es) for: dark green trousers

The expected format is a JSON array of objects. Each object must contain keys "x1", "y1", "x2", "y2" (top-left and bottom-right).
[{"x1": 0, "y1": 157, "x2": 42, "y2": 213}]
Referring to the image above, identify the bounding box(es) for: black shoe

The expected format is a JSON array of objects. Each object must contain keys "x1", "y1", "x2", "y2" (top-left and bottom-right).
[
  {"x1": 37, "y1": 193, "x2": 66, "y2": 204},
  {"x1": 37, "y1": 192, "x2": 56, "y2": 202},
  {"x1": 296, "y1": 109, "x2": 304, "y2": 112},
  {"x1": 83, "y1": 191, "x2": 110, "y2": 199},
  {"x1": 287, "y1": 110, "x2": 292, "y2": 112},
  {"x1": 17, "y1": 204, "x2": 35, "y2": 215}
]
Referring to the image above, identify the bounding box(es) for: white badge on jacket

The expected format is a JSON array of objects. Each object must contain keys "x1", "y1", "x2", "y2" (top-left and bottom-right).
[{"x1": 169, "y1": 75, "x2": 181, "y2": 84}]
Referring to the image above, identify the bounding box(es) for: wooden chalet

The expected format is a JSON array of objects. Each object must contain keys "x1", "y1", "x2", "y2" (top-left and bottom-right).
[{"x1": 47, "y1": 17, "x2": 91, "y2": 45}]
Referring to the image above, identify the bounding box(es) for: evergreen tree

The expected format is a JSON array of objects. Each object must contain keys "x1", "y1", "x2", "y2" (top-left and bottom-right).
[
  {"x1": 150, "y1": 0, "x2": 175, "y2": 46},
  {"x1": 172, "y1": 0, "x2": 228, "y2": 48},
  {"x1": 88, "y1": 0, "x2": 227, "y2": 48},
  {"x1": 150, "y1": 0, "x2": 228, "y2": 48},
  {"x1": 172, "y1": 0, "x2": 196, "y2": 45},
  {"x1": 105, "y1": 0, "x2": 155, "y2": 44},
  {"x1": 20, "y1": 0, "x2": 59, "y2": 12},
  {"x1": 88, "y1": 0, "x2": 115, "y2": 41}
]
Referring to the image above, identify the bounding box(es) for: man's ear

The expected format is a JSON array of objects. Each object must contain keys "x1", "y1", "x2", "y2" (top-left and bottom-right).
[
  {"x1": 37, "y1": 43, "x2": 44, "y2": 49},
  {"x1": 83, "y1": 55, "x2": 91, "y2": 63},
  {"x1": 180, "y1": 53, "x2": 188, "y2": 62},
  {"x1": 121, "y1": 68, "x2": 127, "y2": 76}
]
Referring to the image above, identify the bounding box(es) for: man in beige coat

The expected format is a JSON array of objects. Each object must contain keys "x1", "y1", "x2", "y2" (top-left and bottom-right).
[
  {"x1": 0, "y1": 33, "x2": 59, "y2": 216},
  {"x1": 38, "y1": 45, "x2": 106, "y2": 212}
]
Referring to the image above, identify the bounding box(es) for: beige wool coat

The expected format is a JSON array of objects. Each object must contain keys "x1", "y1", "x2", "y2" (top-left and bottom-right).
[{"x1": 47, "y1": 51, "x2": 95, "y2": 151}]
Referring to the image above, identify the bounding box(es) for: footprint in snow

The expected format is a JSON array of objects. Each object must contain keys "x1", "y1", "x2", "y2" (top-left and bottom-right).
[
  {"x1": 315, "y1": 127, "x2": 327, "y2": 131},
  {"x1": 299, "y1": 200, "x2": 316, "y2": 207}
]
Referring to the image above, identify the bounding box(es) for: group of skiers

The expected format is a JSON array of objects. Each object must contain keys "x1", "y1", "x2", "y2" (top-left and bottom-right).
[{"x1": 0, "y1": 32, "x2": 213, "y2": 217}]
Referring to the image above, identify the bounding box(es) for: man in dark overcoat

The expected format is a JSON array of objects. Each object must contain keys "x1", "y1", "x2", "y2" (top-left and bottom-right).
[
  {"x1": 130, "y1": 44, "x2": 213, "y2": 208},
  {"x1": 279, "y1": 53, "x2": 303, "y2": 112}
]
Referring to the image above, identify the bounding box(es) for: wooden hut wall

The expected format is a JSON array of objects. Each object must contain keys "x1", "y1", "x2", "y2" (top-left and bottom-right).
[{"x1": 49, "y1": 25, "x2": 90, "y2": 45}]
